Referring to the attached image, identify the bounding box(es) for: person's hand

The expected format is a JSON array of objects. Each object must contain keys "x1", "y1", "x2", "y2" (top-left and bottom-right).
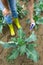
[
  {"x1": 30, "y1": 19, "x2": 35, "y2": 31},
  {"x1": 31, "y1": 18, "x2": 35, "y2": 24},
  {"x1": 2, "y1": 8, "x2": 11, "y2": 16}
]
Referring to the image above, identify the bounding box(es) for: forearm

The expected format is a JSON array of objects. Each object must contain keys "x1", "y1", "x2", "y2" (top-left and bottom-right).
[
  {"x1": 29, "y1": 0, "x2": 34, "y2": 20},
  {"x1": 2, "y1": 0, "x2": 9, "y2": 9}
]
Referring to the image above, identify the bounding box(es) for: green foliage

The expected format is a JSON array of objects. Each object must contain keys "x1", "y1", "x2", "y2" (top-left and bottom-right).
[
  {"x1": 7, "y1": 48, "x2": 19, "y2": 60},
  {"x1": 6, "y1": 28, "x2": 39, "y2": 62},
  {"x1": 0, "y1": 10, "x2": 6, "y2": 33},
  {"x1": 25, "y1": 31, "x2": 37, "y2": 42},
  {"x1": 26, "y1": 43, "x2": 39, "y2": 62},
  {"x1": 0, "y1": 41, "x2": 16, "y2": 48},
  {"x1": 0, "y1": 27, "x2": 39, "y2": 62},
  {"x1": 17, "y1": 1, "x2": 28, "y2": 19},
  {"x1": 36, "y1": 17, "x2": 43, "y2": 24},
  {"x1": 26, "y1": 48, "x2": 39, "y2": 62},
  {"x1": 0, "y1": 10, "x2": 3, "y2": 33},
  {"x1": 34, "y1": 0, "x2": 43, "y2": 16},
  {"x1": 34, "y1": 0, "x2": 43, "y2": 23}
]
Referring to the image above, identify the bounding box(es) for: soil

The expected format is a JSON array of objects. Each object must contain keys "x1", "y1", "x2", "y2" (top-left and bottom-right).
[{"x1": 0, "y1": 1, "x2": 43, "y2": 65}]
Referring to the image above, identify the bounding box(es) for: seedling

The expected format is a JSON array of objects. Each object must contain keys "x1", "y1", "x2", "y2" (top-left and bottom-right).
[{"x1": 6, "y1": 28, "x2": 39, "y2": 62}]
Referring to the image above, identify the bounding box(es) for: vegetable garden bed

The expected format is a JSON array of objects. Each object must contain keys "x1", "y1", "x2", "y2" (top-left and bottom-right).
[{"x1": 0, "y1": 0, "x2": 43, "y2": 65}]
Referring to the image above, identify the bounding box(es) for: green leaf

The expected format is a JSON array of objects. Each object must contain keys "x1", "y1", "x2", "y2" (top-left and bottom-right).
[
  {"x1": 0, "y1": 10, "x2": 6, "y2": 33},
  {"x1": 19, "y1": 44, "x2": 26, "y2": 55},
  {"x1": 34, "y1": 15, "x2": 39, "y2": 22},
  {"x1": 11, "y1": 37, "x2": 17, "y2": 42},
  {"x1": 36, "y1": 17, "x2": 43, "y2": 24},
  {"x1": 2, "y1": 43, "x2": 16, "y2": 48},
  {"x1": 35, "y1": 25, "x2": 38, "y2": 30},
  {"x1": 17, "y1": 38, "x2": 25, "y2": 46},
  {"x1": 18, "y1": 28, "x2": 25, "y2": 39},
  {"x1": 0, "y1": 26, "x2": 3, "y2": 33},
  {"x1": 26, "y1": 48, "x2": 39, "y2": 62},
  {"x1": 17, "y1": 1, "x2": 28, "y2": 19},
  {"x1": 28, "y1": 43, "x2": 37, "y2": 49},
  {"x1": 0, "y1": 24, "x2": 3, "y2": 33},
  {"x1": 22, "y1": 10, "x2": 28, "y2": 16},
  {"x1": 25, "y1": 31, "x2": 37, "y2": 42},
  {"x1": 7, "y1": 48, "x2": 19, "y2": 61},
  {"x1": 0, "y1": 41, "x2": 16, "y2": 48}
]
